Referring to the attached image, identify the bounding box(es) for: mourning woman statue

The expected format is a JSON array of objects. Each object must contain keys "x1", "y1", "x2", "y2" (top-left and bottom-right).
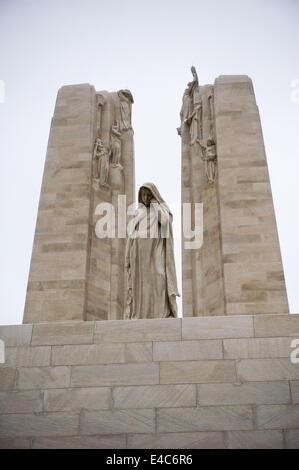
[{"x1": 125, "y1": 183, "x2": 180, "y2": 319}]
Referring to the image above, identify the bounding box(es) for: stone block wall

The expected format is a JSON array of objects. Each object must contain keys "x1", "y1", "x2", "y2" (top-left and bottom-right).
[{"x1": 1, "y1": 314, "x2": 299, "y2": 449}]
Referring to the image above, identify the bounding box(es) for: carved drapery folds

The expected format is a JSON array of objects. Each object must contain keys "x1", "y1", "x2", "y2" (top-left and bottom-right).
[
  {"x1": 111, "y1": 121, "x2": 123, "y2": 169},
  {"x1": 92, "y1": 137, "x2": 111, "y2": 188},
  {"x1": 96, "y1": 93, "x2": 105, "y2": 136},
  {"x1": 199, "y1": 137, "x2": 217, "y2": 184},
  {"x1": 118, "y1": 89, "x2": 134, "y2": 132}
]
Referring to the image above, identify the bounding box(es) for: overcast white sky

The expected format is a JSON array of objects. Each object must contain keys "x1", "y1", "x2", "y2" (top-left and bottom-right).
[{"x1": 0, "y1": 0, "x2": 298, "y2": 324}]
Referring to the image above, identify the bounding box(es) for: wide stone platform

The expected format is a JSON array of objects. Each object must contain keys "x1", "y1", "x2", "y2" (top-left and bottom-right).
[{"x1": 0, "y1": 314, "x2": 299, "y2": 449}]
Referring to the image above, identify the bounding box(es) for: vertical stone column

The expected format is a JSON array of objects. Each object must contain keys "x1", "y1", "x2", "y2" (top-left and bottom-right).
[
  {"x1": 109, "y1": 128, "x2": 135, "y2": 320},
  {"x1": 179, "y1": 70, "x2": 225, "y2": 317},
  {"x1": 85, "y1": 91, "x2": 113, "y2": 321},
  {"x1": 181, "y1": 124, "x2": 195, "y2": 316},
  {"x1": 180, "y1": 71, "x2": 288, "y2": 316},
  {"x1": 23, "y1": 84, "x2": 96, "y2": 323},
  {"x1": 214, "y1": 75, "x2": 289, "y2": 315},
  {"x1": 23, "y1": 84, "x2": 135, "y2": 324},
  {"x1": 85, "y1": 90, "x2": 135, "y2": 321}
]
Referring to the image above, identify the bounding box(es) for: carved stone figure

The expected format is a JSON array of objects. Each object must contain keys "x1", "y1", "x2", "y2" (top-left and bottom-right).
[
  {"x1": 179, "y1": 86, "x2": 192, "y2": 133},
  {"x1": 118, "y1": 89, "x2": 134, "y2": 132},
  {"x1": 178, "y1": 66, "x2": 202, "y2": 143},
  {"x1": 189, "y1": 65, "x2": 201, "y2": 106},
  {"x1": 98, "y1": 145, "x2": 111, "y2": 187},
  {"x1": 110, "y1": 120, "x2": 122, "y2": 168},
  {"x1": 96, "y1": 94, "x2": 105, "y2": 136},
  {"x1": 208, "y1": 91, "x2": 215, "y2": 138},
  {"x1": 189, "y1": 103, "x2": 202, "y2": 145},
  {"x1": 198, "y1": 137, "x2": 217, "y2": 184},
  {"x1": 125, "y1": 183, "x2": 180, "y2": 319},
  {"x1": 93, "y1": 137, "x2": 111, "y2": 188},
  {"x1": 93, "y1": 137, "x2": 102, "y2": 180}
]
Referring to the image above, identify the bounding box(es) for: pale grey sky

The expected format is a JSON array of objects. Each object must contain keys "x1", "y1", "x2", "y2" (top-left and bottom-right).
[{"x1": 0, "y1": 0, "x2": 298, "y2": 324}]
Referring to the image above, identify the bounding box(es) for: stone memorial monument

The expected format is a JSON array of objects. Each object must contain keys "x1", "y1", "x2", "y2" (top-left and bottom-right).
[{"x1": 0, "y1": 71, "x2": 298, "y2": 449}]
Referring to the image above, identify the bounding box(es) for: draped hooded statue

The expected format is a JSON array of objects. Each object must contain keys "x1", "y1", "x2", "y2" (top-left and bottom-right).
[{"x1": 125, "y1": 183, "x2": 180, "y2": 319}]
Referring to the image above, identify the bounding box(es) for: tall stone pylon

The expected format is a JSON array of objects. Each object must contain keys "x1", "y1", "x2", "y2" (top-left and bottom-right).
[
  {"x1": 179, "y1": 69, "x2": 289, "y2": 317},
  {"x1": 23, "y1": 84, "x2": 135, "y2": 323}
]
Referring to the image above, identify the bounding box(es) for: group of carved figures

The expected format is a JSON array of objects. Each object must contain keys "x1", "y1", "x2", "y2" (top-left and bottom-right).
[
  {"x1": 92, "y1": 89, "x2": 133, "y2": 189},
  {"x1": 178, "y1": 66, "x2": 217, "y2": 184},
  {"x1": 93, "y1": 123, "x2": 122, "y2": 188}
]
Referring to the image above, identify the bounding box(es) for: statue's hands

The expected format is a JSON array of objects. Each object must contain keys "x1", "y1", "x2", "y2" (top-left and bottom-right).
[{"x1": 169, "y1": 294, "x2": 178, "y2": 317}]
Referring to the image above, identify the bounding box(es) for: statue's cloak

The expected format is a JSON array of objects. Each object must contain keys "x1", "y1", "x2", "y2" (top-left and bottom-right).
[{"x1": 125, "y1": 183, "x2": 180, "y2": 319}]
